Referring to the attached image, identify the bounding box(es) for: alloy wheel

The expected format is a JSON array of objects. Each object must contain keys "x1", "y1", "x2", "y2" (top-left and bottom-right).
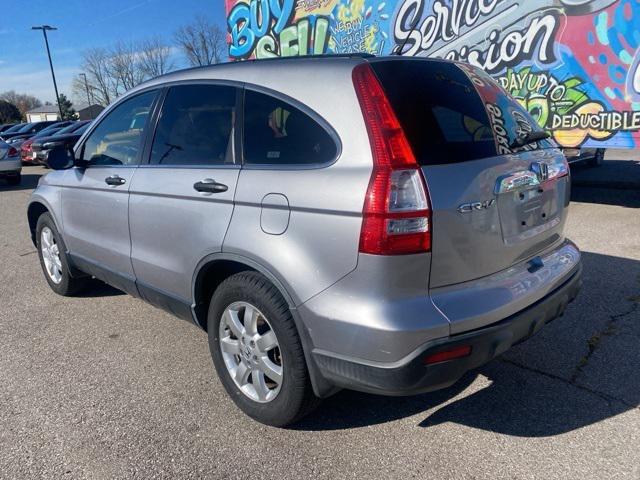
[
  {"x1": 219, "y1": 301, "x2": 283, "y2": 403},
  {"x1": 41, "y1": 226, "x2": 63, "y2": 284}
]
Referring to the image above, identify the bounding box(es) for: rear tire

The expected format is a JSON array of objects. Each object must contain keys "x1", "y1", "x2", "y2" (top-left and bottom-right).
[
  {"x1": 590, "y1": 148, "x2": 605, "y2": 167},
  {"x1": 36, "y1": 213, "x2": 88, "y2": 296},
  {"x1": 208, "y1": 271, "x2": 320, "y2": 427}
]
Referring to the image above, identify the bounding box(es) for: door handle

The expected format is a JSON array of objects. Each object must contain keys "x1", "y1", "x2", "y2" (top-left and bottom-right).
[
  {"x1": 105, "y1": 175, "x2": 126, "y2": 186},
  {"x1": 193, "y1": 179, "x2": 228, "y2": 193}
]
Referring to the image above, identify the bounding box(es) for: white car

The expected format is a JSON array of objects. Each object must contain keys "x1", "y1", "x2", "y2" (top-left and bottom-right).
[{"x1": 0, "y1": 141, "x2": 22, "y2": 185}]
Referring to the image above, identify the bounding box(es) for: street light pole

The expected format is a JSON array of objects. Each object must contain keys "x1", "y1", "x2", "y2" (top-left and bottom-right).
[
  {"x1": 32, "y1": 25, "x2": 63, "y2": 119},
  {"x1": 79, "y1": 73, "x2": 93, "y2": 118}
]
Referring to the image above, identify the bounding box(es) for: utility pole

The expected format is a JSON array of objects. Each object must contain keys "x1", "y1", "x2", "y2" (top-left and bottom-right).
[
  {"x1": 32, "y1": 25, "x2": 62, "y2": 119},
  {"x1": 79, "y1": 73, "x2": 93, "y2": 118}
]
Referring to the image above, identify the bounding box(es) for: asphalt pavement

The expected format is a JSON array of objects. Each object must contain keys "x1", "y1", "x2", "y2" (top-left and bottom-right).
[{"x1": 0, "y1": 157, "x2": 639, "y2": 479}]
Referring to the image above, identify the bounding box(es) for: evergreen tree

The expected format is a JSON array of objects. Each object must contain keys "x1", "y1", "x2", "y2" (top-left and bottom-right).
[
  {"x1": 58, "y1": 94, "x2": 76, "y2": 120},
  {"x1": 0, "y1": 100, "x2": 21, "y2": 123}
]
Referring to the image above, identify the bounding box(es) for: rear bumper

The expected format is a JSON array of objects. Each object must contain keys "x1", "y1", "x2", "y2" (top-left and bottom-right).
[
  {"x1": 564, "y1": 147, "x2": 603, "y2": 164},
  {"x1": 312, "y1": 262, "x2": 582, "y2": 396},
  {"x1": 33, "y1": 150, "x2": 49, "y2": 164},
  {"x1": 0, "y1": 158, "x2": 22, "y2": 175}
]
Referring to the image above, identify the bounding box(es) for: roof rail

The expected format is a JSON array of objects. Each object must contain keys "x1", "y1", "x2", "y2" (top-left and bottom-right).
[
  {"x1": 143, "y1": 53, "x2": 376, "y2": 85},
  {"x1": 238, "y1": 53, "x2": 376, "y2": 64}
]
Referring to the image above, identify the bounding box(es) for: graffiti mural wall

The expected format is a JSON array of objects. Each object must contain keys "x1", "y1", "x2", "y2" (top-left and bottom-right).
[{"x1": 225, "y1": 0, "x2": 640, "y2": 149}]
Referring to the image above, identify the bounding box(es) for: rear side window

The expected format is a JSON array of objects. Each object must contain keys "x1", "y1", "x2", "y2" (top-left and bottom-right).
[
  {"x1": 243, "y1": 90, "x2": 337, "y2": 166},
  {"x1": 150, "y1": 84, "x2": 237, "y2": 166},
  {"x1": 371, "y1": 60, "x2": 551, "y2": 165}
]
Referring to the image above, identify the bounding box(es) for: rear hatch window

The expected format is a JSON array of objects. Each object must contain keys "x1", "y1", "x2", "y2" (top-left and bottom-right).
[{"x1": 370, "y1": 59, "x2": 555, "y2": 165}]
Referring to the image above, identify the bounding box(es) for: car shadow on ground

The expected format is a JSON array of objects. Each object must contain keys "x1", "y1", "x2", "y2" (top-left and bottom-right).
[
  {"x1": 571, "y1": 184, "x2": 640, "y2": 208},
  {"x1": 294, "y1": 249, "x2": 639, "y2": 436},
  {"x1": 570, "y1": 158, "x2": 640, "y2": 206},
  {"x1": 0, "y1": 173, "x2": 42, "y2": 191},
  {"x1": 76, "y1": 280, "x2": 126, "y2": 298}
]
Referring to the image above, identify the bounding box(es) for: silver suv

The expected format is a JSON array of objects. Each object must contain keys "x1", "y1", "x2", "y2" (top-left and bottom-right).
[{"x1": 28, "y1": 55, "x2": 582, "y2": 426}]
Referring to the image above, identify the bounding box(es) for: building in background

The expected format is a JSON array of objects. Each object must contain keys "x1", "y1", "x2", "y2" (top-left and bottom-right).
[
  {"x1": 25, "y1": 105, "x2": 61, "y2": 122},
  {"x1": 77, "y1": 104, "x2": 104, "y2": 121},
  {"x1": 224, "y1": 0, "x2": 640, "y2": 151}
]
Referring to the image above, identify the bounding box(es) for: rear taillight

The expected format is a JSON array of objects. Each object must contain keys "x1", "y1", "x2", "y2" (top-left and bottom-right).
[
  {"x1": 353, "y1": 63, "x2": 431, "y2": 255},
  {"x1": 20, "y1": 142, "x2": 32, "y2": 159},
  {"x1": 548, "y1": 156, "x2": 569, "y2": 180},
  {"x1": 7, "y1": 146, "x2": 18, "y2": 157}
]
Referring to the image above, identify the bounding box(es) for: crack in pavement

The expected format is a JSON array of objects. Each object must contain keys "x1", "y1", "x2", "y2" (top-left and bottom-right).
[
  {"x1": 498, "y1": 357, "x2": 637, "y2": 409},
  {"x1": 499, "y1": 292, "x2": 640, "y2": 410},
  {"x1": 569, "y1": 296, "x2": 640, "y2": 384}
]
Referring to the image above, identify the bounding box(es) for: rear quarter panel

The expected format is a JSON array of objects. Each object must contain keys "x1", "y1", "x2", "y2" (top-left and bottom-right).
[{"x1": 221, "y1": 59, "x2": 373, "y2": 305}]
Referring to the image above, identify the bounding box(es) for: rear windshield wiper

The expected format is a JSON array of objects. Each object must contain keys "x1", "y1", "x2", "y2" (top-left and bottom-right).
[{"x1": 509, "y1": 131, "x2": 550, "y2": 150}]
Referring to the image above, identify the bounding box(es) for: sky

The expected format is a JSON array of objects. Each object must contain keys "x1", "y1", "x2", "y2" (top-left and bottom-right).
[{"x1": 0, "y1": 0, "x2": 227, "y2": 106}]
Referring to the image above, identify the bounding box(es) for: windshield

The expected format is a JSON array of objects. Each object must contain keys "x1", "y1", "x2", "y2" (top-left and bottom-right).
[
  {"x1": 57, "y1": 122, "x2": 84, "y2": 135},
  {"x1": 34, "y1": 127, "x2": 62, "y2": 138},
  {"x1": 4, "y1": 123, "x2": 25, "y2": 133},
  {"x1": 38, "y1": 123, "x2": 66, "y2": 135},
  {"x1": 17, "y1": 123, "x2": 35, "y2": 133},
  {"x1": 74, "y1": 123, "x2": 90, "y2": 135}
]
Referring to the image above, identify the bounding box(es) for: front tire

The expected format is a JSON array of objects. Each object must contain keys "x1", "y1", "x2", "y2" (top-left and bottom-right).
[
  {"x1": 36, "y1": 213, "x2": 87, "y2": 296},
  {"x1": 208, "y1": 271, "x2": 319, "y2": 426}
]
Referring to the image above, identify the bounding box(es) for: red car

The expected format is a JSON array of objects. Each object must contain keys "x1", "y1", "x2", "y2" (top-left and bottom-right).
[{"x1": 20, "y1": 138, "x2": 37, "y2": 165}]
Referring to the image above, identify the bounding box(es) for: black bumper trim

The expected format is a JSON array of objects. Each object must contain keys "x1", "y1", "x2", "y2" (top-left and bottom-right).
[{"x1": 312, "y1": 263, "x2": 582, "y2": 396}]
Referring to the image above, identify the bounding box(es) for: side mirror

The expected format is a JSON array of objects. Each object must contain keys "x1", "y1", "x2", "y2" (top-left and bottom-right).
[{"x1": 46, "y1": 146, "x2": 76, "y2": 170}]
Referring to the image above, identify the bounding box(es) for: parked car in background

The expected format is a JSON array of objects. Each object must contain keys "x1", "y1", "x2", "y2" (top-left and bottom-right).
[
  {"x1": 8, "y1": 121, "x2": 74, "y2": 150},
  {"x1": 0, "y1": 123, "x2": 18, "y2": 133},
  {"x1": 28, "y1": 56, "x2": 582, "y2": 426},
  {"x1": 1, "y1": 121, "x2": 59, "y2": 143},
  {"x1": 20, "y1": 122, "x2": 78, "y2": 165},
  {"x1": 0, "y1": 140, "x2": 21, "y2": 185},
  {"x1": 563, "y1": 147, "x2": 606, "y2": 167},
  {"x1": 0, "y1": 123, "x2": 28, "y2": 137},
  {"x1": 32, "y1": 121, "x2": 91, "y2": 166}
]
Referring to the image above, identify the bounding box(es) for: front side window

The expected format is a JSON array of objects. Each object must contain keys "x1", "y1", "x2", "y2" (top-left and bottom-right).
[
  {"x1": 243, "y1": 90, "x2": 337, "y2": 166},
  {"x1": 81, "y1": 90, "x2": 156, "y2": 166},
  {"x1": 150, "y1": 84, "x2": 236, "y2": 166}
]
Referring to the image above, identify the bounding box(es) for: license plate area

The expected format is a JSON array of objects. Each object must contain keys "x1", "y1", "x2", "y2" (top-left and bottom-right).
[{"x1": 498, "y1": 184, "x2": 560, "y2": 245}]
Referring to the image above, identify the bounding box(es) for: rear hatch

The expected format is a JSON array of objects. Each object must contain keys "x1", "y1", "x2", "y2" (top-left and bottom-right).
[{"x1": 370, "y1": 58, "x2": 570, "y2": 288}]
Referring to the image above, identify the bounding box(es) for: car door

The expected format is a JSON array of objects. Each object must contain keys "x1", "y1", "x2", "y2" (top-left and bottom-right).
[
  {"x1": 61, "y1": 89, "x2": 159, "y2": 295},
  {"x1": 128, "y1": 83, "x2": 241, "y2": 316}
]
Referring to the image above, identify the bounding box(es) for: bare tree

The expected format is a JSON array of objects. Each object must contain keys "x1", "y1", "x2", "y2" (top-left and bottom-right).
[
  {"x1": 0, "y1": 91, "x2": 42, "y2": 118},
  {"x1": 174, "y1": 16, "x2": 226, "y2": 66},
  {"x1": 74, "y1": 36, "x2": 177, "y2": 107},
  {"x1": 73, "y1": 48, "x2": 119, "y2": 106},
  {"x1": 111, "y1": 41, "x2": 149, "y2": 91},
  {"x1": 138, "y1": 37, "x2": 175, "y2": 78}
]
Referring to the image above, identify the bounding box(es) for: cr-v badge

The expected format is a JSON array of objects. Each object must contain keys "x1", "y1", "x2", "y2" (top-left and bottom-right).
[{"x1": 458, "y1": 199, "x2": 496, "y2": 213}]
